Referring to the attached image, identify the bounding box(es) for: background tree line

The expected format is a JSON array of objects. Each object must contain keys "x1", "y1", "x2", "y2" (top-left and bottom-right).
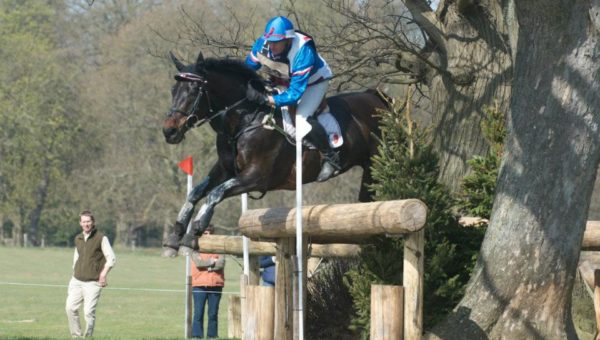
[{"x1": 2, "y1": 0, "x2": 600, "y2": 338}]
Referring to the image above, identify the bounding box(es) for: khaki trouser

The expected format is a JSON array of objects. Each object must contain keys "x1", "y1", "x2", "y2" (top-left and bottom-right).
[{"x1": 65, "y1": 277, "x2": 103, "y2": 337}]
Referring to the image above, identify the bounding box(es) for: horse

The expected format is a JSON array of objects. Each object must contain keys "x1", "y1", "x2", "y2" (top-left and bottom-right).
[{"x1": 162, "y1": 51, "x2": 388, "y2": 256}]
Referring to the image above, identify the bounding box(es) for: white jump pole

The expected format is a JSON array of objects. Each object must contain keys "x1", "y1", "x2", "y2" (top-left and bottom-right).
[
  {"x1": 242, "y1": 194, "x2": 249, "y2": 277},
  {"x1": 295, "y1": 115, "x2": 306, "y2": 340}
]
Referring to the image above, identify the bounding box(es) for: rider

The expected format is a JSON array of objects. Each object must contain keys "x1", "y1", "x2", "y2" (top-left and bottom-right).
[{"x1": 245, "y1": 16, "x2": 340, "y2": 182}]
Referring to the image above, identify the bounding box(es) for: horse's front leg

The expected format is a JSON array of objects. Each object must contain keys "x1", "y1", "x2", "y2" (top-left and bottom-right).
[
  {"x1": 162, "y1": 175, "x2": 218, "y2": 257},
  {"x1": 178, "y1": 177, "x2": 242, "y2": 254}
]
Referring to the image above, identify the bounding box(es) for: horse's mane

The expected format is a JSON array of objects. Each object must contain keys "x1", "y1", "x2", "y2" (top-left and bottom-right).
[{"x1": 202, "y1": 58, "x2": 262, "y2": 83}]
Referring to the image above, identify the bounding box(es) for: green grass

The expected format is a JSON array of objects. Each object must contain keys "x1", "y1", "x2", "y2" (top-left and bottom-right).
[{"x1": 0, "y1": 246, "x2": 243, "y2": 339}]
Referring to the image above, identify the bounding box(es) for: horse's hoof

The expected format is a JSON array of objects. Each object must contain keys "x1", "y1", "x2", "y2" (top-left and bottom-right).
[
  {"x1": 178, "y1": 246, "x2": 193, "y2": 256},
  {"x1": 180, "y1": 233, "x2": 199, "y2": 250},
  {"x1": 162, "y1": 247, "x2": 178, "y2": 258},
  {"x1": 163, "y1": 233, "x2": 181, "y2": 250}
]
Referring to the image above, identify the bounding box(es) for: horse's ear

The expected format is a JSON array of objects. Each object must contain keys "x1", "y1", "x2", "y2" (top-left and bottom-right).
[
  {"x1": 170, "y1": 51, "x2": 185, "y2": 72},
  {"x1": 195, "y1": 52, "x2": 205, "y2": 74},
  {"x1": 196, "y1": 51, "x2": 204, "y2": 66}
]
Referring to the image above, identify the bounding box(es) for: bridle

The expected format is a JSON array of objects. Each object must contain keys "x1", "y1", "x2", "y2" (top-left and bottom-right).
[
  {"x1": 169, "y1": 72, "x2": 247, "y2": 129},
  {"x1": 168, "y1": 72, "x2": 214, "y2": 128}
]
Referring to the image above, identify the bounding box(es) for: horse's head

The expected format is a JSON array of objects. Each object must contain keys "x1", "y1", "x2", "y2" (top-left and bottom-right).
[{"x1": 163, "y1": 51, "x2": 209, "y2": 144}]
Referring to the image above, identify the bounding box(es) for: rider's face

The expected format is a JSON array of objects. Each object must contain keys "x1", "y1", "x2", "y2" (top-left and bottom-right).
[{"x1": 268, "y1": 39, "x2": 288, "y2": 56}]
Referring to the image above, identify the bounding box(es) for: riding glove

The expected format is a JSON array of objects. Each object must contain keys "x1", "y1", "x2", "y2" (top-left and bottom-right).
[{"x1": 246, "y1": 84, "x2": 269, "y2": 105}]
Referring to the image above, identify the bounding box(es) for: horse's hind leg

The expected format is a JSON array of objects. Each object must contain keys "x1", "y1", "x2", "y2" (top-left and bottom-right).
[
  {"x1": 358, "y1": 164, "x2": 375, "y2": 202},
  {"x1": 179, "y1": 177, "x2": 250, "y2": 254}
]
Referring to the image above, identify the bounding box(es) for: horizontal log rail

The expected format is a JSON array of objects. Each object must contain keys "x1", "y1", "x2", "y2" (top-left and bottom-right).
[
  {"x1": 460, "y1": 217, "x2": 600, "y2": 251},
  {"x1": 198, "y1": 235, "x2": 360, "y2": 258},
  {"x1": 238, "y1": 199, "x2": 427, "y2": 243}
]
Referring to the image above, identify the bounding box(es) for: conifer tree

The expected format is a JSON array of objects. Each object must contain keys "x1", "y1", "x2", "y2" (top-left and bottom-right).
[
  {"x1": 457, "y1": 103, "x2": 506, "y2": 219},
  {"x1": 346, "y1": 89, "x2": 484, "y2": 334}
]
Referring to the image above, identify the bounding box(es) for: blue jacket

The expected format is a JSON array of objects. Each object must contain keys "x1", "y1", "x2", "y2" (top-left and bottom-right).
[
  {"x1": 259, "y1": 255, "x2": 276, "y2": 286},
  {"x1": 245, "y1": 31, "x2": 332, "y2": 108}
]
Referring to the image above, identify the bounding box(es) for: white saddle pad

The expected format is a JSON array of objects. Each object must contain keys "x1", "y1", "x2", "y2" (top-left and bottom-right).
[{"x1": 281, "y1": 106, "x2": 344, "y2": 148}]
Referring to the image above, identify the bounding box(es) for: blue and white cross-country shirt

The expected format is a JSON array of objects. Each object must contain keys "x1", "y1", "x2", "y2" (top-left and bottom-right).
[{"x1": 245, "y1": 31, "x2": 333, "y2": 108}]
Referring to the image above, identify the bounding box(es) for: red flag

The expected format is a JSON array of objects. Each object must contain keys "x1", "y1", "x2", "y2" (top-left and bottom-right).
[{"x1": 178, "y1": 156, "x2": 193, "y2": 175}]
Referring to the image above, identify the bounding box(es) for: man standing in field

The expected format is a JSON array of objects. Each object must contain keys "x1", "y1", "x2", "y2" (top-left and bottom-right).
[{"x1": 65, "y1": 210, "x2": 116, "y2": 337}]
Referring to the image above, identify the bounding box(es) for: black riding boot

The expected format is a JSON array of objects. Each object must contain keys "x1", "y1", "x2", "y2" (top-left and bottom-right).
[{"x1": 305, "y1": 117, "x2": 341, "y2": 182}]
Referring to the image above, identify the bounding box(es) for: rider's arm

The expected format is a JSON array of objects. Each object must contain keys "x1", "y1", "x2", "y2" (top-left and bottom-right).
[
  {"x1": 272, "y1": 44, "x2": 316, "y2": 107},
  {"x1": 245, "y1": 37, "x2": 264, "y2": 71}
]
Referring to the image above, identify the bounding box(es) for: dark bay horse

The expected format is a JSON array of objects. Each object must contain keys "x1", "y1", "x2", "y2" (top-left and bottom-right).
[{"x1": 162, "y1": 51, "x2": 388, "y2": 256}]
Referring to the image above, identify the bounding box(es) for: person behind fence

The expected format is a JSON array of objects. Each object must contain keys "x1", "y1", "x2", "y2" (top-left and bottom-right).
[
  {"x1": 191, "y1": 224, "x2": 225, "y2": 339},
  {"x1": 65, "y1": 210, "x2": 116, "y2": 338},
  {"x1": 259, "y1": 255, "x2": 276, "y2": 287},
  {"x1": 245, "y1": 15, "x2": 340, "y2": 182}
]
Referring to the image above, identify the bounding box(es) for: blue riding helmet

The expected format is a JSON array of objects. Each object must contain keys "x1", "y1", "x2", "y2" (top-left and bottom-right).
[{"x1": 263, "y1": 16, "x2": 294, "y2": 42}]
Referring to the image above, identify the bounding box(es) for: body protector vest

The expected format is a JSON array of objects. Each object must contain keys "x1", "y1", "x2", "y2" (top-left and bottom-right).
[{"x1": 254, "y1": 31, "x2": 332, "y2": 88}]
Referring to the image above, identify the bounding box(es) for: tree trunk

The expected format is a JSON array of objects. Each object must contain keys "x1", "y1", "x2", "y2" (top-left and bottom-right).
[
  {"x1": 28, "y1": 168, "x2": 50, "y2": 246},
  {"x1": 427, "y1": 0, "x2": 513, "y2": 191},
  {"x1": 429, "y1": 1, "x2": 600, "y2": 338},
  {"x1": 0, "y1": 212, "x2": 4, "y2": 245},
  {"x1": 114, "y1": 214, "x2": 129, "y2": 247},
  {"x1": 163, "y1": 216, "x2": 170, "y2": 246},
  {"x1": 11, "y1": 219, "x2": 22, "y2": 247}
]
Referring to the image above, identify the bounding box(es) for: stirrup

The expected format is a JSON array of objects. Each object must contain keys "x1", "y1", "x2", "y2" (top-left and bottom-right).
[
  {"x1": 316, "y1": 161, "x2": 339, "y2": 182},
  {"x1": 323, "y1": 151, "x2": 341, "y2": 171}
]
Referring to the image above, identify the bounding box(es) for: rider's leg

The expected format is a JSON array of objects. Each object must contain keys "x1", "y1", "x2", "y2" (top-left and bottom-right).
[
  {"x1": 296, "y1": 80, "x2": 341, "y2": 182},
  {"x1": 304, "y1": 116, "x2": 341, "y2": 182}
]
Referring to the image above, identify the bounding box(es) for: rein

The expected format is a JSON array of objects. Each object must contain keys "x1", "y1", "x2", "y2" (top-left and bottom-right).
[{"x1": 188, "y1": 96, "x2": 248, "y2": 129}]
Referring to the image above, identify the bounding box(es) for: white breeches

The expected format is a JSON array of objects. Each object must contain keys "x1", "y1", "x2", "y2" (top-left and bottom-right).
[{"x1": 294, "y1": 80, "x2": 329, "y2": 138}]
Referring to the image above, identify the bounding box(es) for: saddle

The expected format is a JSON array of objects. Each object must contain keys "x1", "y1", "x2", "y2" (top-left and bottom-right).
[
  {"x1": 278, "y1": 102, "x2": 343, "y2": 148},
  {"x1": 256, "y1": 82, "x2": 343, "y2": 148},
  {"x1": 284, "y1": 96, "x2": 328, "y2": 118}
]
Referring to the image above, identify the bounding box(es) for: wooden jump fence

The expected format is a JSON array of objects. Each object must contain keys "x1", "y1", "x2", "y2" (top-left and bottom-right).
[{"x1": 213, "y1": 199, "x2": 428, "y2": 340}]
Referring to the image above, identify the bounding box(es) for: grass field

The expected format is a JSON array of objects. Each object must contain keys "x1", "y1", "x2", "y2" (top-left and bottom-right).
[{"x1": 0, "y1": 246, "x2": 243, "y2": 339}]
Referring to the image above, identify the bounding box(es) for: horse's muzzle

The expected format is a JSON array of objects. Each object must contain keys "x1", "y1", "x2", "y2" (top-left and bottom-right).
[{"x1": 163, "y1": 127, "x2": 184, "y2": 144}]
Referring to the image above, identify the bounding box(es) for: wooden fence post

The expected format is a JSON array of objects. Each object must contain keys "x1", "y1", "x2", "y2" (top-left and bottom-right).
[
  {"x1": 240, "y1": 257, "x2": 260, "y2": 339},
  {"x1": 228, "y1": 295, "x2": 242, "y2": 338},
  {"x1": 370, "y1": 284, "x2": 404, "y2": 340},
  {"x1": 274, "y1": 238, "x2": 294, "y2": 340},
  {"x1": 594, "y1": 269, "x2": 600, "y2": 340},
  {"x1": 244, "y1": 285, "x2": 275, "y2": 340},
  {"x1": 404, "y1": 229, "x2": 424, "y2": 340}
]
